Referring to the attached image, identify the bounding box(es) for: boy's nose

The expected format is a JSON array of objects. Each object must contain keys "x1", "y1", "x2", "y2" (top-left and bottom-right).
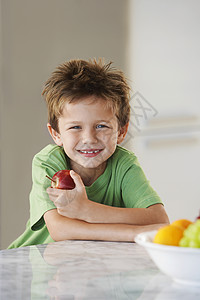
[{"x1": 82, "y1": 128, "x2": 98, "y2": 144}]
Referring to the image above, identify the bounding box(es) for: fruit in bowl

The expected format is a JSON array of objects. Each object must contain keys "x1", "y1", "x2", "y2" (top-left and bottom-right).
[
  {"x1": 46, "y1": 170, "x2": 75, "y2": 190},
  {"x1": 153, "y1": 224, "x2": 184, "y2": 246},
  {"x1": 153, "y1": 215, "x2": 200, "y2": 248},
  {"x1": 135, "y1": 213, "x2": 200, "y2": 286},
  {"x1": 153, "y1": 219, "x2": 193, "y2": 247},
  {"x1": 179, "y1": 220, "x2": 200, "y2": 248},
  {"x1": 135, "y1": 230, "x2": 200, "y2": 286}
]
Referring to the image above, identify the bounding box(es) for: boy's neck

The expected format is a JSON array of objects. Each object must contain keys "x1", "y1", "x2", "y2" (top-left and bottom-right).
[{"x1": 70, "y1": 161, "x2": 107, "y2": 186}]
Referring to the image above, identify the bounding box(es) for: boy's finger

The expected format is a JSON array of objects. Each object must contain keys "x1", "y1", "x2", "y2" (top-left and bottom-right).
[
  {"x1": 46, "y1": 187, "x2": 61, "y2": 196},
  {"x1": 46, "y1": 187, "x2": 52, "y2": 195},
  {"x1": 46, "y1": 187, "x2": 57, "y2": 194},
  {"x1": 70, "y1": 170, "x2": 84, "y2": 189}
]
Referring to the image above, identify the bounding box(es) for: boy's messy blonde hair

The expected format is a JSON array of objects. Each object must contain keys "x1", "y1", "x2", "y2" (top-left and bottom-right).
[{"x1": 42, "y1": 58, "x2": 131, "y2": 132}]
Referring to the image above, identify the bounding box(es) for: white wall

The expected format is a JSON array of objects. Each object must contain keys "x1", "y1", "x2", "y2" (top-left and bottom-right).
[
  {"x1": 128, "y1": 0, "x2": 200, "y2": 222},
  {"x1": 0, "y1": 0, "x2": 130, "y2": 249},
  {"x1": 129, "y1": 0, "x2": 200, "y2": 113}
]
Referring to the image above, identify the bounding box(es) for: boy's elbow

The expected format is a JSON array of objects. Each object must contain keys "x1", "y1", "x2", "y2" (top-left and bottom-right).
[
  {"x1": 48, "y1": 220, "x2": 78, "y2": 242},
  {"x1": 147, "y1": 204, "x2": 170, "y2": 224},
  {"x1": 48, "y1": 229, "x2": 66, "y2": 242},
  {"x1": 44, "y1": 209, "x2": 76, "y2": 242}
]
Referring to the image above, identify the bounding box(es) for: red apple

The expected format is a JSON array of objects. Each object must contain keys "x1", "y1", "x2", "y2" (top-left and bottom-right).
[{"x1": 46, "y1": 170, "x2": 75, "y2": 190}]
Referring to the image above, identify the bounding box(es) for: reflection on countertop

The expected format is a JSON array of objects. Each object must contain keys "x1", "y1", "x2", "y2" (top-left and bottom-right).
[{"x1": 0, "y1": 240, "x2": 200, "y2": 299}]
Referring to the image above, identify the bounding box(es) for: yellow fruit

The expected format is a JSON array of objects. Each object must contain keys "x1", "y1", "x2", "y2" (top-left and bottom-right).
[
  {"x1": 153, "y1": 224, "x2": 184, "y2": 246},
  {"x1": 171, "y1": 219, "x2": 193, "y2": 230}
]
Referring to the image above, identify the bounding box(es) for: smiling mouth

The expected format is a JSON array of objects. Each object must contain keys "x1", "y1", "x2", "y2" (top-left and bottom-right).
[
  {"x1": 77, "y1": 149, "x2": 103, "y2": 157},
  {"x1": 79, "y1": 149, "x2": 102, "y2": 154}
]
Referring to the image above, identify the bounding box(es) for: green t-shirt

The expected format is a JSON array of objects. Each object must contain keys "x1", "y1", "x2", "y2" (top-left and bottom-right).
[{"x1": 8, "y1": 145, "x2": 162, "y2": 249}]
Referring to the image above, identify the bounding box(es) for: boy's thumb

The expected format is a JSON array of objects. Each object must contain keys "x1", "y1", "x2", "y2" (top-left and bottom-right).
[{"x1": 70, "y1": 170, "x2": 84, "y2": 189}]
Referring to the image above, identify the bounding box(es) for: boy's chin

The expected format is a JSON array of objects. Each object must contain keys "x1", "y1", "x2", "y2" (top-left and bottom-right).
[
  {"x1": 79, "y1": 161, "x2": 104, "y2": 170},
  {"x1": 72, "y1": 157, "x2": 106, "y2": 170}
]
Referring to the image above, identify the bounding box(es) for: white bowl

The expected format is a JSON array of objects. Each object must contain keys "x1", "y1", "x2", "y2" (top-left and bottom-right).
[{"x1": 135, "y1": 230, "x2": 200, "y2": 286}]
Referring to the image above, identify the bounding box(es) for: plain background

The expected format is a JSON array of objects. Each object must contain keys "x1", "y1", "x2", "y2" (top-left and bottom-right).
[
  {"x1": 128, "y1": 0, "x2": 200, "y2": 224},
  {"x1": 0, "y1": 0, "x2": 130, "y2": 249}
]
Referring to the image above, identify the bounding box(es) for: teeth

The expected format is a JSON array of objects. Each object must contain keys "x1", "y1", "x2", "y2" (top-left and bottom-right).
[{"x1": 80, "y1": 150, "x2": 100, "y2": 154}]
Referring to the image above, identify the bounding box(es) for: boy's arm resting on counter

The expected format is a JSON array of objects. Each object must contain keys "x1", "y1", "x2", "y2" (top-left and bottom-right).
[
  {"x1": 44, "y1": 209, "x2": 168, "y2": 242},
  {"x1": 86, "y1": 202, "x2": 169, "y2": 225},
  {"x1": 56, "y1": 197, "x2": 169, "y2": 225}
]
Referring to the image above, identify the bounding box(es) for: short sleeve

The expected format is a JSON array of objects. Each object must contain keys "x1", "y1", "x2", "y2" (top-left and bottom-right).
[
  {"x1": 30, "y1": 145, "x2": 68, "y2": 230},
  {"x1": 121, "y1": 163, "x2": 162, "y2": 208}
]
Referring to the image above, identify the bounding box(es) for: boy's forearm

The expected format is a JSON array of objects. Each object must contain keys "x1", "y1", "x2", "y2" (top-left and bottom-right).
[
  {"x1": 58, "y1": 200, "x2": 169, "y2": 225},
  {"x1": 44, "y1": 209, "x2": 167, "y2": 243}
]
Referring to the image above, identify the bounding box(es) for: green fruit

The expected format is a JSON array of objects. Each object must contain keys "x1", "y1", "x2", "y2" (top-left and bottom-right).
[{"x1": 179, "y1": 220, "x2": 200, "y2": 248}]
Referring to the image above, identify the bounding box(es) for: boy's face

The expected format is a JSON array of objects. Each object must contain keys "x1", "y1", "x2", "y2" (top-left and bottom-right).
[{"x1": 48, "y1": 96, "x2": 128, "y2": 174}]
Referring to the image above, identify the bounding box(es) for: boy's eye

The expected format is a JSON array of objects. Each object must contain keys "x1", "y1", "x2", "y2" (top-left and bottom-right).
[
  {"x1": 69, "y1": 126, "x2": 81, "y2": 130},
  {"x1": 96, "y1": 124, "x2": 108, "y2": 129}
]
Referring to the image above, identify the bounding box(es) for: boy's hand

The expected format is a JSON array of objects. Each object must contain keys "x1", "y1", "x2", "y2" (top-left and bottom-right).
[{"x1": 46, "y1": 170, "x2": 89, "y2": 220}]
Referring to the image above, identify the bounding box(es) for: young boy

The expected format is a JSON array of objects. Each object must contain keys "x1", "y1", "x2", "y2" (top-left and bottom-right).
[{"x1": 8, "y1": 59, "x2": 169, "y2": 248}]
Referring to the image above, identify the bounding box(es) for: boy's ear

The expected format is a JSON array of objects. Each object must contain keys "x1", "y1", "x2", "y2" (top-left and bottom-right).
[
  {"x1": 117, "y1": 123, "x2": 129, "y2": 144},
  {"x1": 47, "y1": 123, "x2": 63, "y2": 146}
]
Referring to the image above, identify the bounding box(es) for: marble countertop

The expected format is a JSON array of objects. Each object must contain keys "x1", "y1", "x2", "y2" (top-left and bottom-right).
[{"x1": 0, "y1": 240, "x2": 200, "y2": 299}]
